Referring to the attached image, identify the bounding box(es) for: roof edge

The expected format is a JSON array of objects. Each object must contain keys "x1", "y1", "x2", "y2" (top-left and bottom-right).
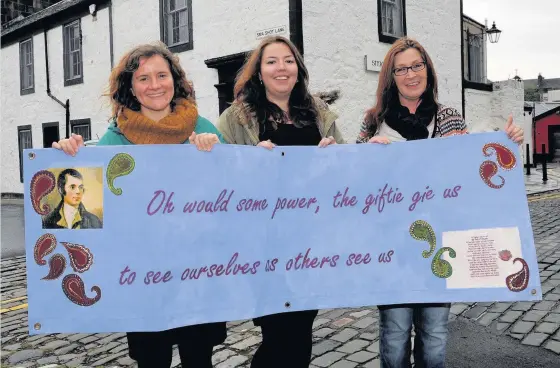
[{"x1": 1, "y1": 0, "x2": 110, "y2": 44}]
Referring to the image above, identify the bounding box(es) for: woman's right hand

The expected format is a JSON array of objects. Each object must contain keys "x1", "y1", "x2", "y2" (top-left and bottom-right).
[
  {"x1": 52, "y1": 133, "x2": 84, "y2": 156},
  {"x1": 368, "y1": 136, "x2": 391, "y2": 145},
  {"x1": 256, "y1": 140, "x2": 276, "y2": 150}
]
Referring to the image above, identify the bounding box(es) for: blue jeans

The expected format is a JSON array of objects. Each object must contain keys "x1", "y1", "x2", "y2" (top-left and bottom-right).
[{"x1": 379, "y1": 303, "x2": 450, "y2": 368}]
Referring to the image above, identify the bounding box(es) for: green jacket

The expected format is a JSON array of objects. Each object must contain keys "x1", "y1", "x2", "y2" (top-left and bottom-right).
[
  {"x1": 97, "y1": 115, "x2": 224, "y2": 146},
  {"x1": 217, "y1": 97, "x2": 345, "y2": 145}
]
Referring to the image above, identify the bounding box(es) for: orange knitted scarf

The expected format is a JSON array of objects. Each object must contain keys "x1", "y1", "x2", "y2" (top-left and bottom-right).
[{"x1": 117, "y1": 99, "x2": 198, "y2": 144}]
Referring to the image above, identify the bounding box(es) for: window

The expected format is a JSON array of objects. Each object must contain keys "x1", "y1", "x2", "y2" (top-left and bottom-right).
[
  {"x1": 42, "y1": 122, "x2": 60, "y2": 148},
  {"x1": 378, "y1": 0, "x2": 406, "y2": 43},
  {"x1": 19, "y1": 38, "x2": 34, "y2": 95},
  {"x1": 468, "y1": 35, "x2": 484, "y2": 83},
  {"x1": 71, "y1": 119, "x2": 91, "y2": 141},
  {"x1": 17, "y1": 125, "x2": 33, "y2": 183},
  {"x1": 63, "y1": 20, "x2": 83, "y2": 86},
  {"x1": 161, "y1": 0, "x2": 193, "y2": 52}
]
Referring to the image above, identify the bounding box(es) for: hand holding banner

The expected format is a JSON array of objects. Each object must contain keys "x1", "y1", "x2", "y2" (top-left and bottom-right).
[{"x1": 24, "y1": 131, "x2": 541, "y2": 334}]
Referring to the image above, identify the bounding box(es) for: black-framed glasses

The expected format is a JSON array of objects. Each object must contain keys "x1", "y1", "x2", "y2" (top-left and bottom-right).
[{"x1": 393, "y1": 62, "x2": 426, "y2": 76}]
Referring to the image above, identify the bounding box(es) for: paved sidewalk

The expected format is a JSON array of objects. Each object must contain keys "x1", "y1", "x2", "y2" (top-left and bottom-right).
[
  {"x1": 1, "y1": 198, "x2": 560, "y2": 367},
  {"x1": 524, "y1": 162, "x2": 560, "y2": 195}
]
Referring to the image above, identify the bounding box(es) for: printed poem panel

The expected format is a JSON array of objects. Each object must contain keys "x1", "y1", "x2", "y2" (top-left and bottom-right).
[{"x1": 443, "y1": 227, "x2": 522, "y2": 289}]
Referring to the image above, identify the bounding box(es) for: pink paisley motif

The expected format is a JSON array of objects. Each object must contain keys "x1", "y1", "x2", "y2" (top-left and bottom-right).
[
  {"x1": 479, "y1": 160, "x2": 505, "y2": 189},
  {"x1": 34, "y1": 233, "x2": 57, "y2": 266},
  {"x1": 506, "y1": 258, "x2": 529, "y2": 292},
  {"x1": 30, "y1": 170, "x2": 56, "y2": 215},
  {"x1": 483, "y1": 143, "x2": 516, "y2": 171},
  {"x1": 62, "y1": 274, "x2": 101, "y2": 307},
  {"x1": 61, "y1": 242, "x2": 94, "y2": 273},
  {"x1": 42, "y1": 254, "x2": 66, "y2": 280},
  {"x1": 498, "y1": 250, "x2": 512, "y2": 261}
]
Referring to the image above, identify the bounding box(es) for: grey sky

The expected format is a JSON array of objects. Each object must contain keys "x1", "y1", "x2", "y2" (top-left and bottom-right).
[{"x1": 463, "y1": 0, "x2": 559, "y2": 81}]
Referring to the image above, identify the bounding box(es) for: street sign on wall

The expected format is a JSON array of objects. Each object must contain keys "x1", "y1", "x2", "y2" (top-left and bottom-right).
[{"x1": 256, "y1": 25, "x2": 287, "y2": 39}]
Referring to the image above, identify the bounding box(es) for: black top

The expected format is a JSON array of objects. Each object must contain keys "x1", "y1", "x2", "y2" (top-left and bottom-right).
[{"x1": 260, "y1": 122, "x2": 322, "y2": 146}]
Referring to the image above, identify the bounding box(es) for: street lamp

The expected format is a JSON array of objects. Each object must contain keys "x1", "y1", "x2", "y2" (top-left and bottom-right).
[
  {"x1": 486, "y1": 21, "x2": 502, "y2": 43},
  {"x1": 465, "y1": 21, "x2": 502, "y2": 44}
]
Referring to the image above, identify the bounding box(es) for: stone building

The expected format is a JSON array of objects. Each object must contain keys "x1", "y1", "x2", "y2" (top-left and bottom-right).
[{"x1": 1, "y1": 0, "x2": 523, "y2": 194}]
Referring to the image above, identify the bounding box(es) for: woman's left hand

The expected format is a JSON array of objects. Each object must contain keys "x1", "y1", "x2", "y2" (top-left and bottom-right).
[
  {"x1": 504, "y1": 115, "x2": 523, "y2": 144},
  {"x1": 318, "y1": 136, "x2": 336, "y2": 148},
  {"x1": 189, "y1": 132, "x2": 220, "y2": 151}
]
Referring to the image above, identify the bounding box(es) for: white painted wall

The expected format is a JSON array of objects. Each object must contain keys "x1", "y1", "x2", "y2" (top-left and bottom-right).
[
  {"x1": 0, "y1": 0, "x2": 521, "y2": 194},
  {"x1": 465, "y1": 80, "x2": 525, "y2": 160},
  {"x1": 1, "y1": 0, "x2": 289, "y2": 194},
  {"x1": 302, "y1": 0, "x2": 462, "y2": 142},
  {"x1": 465, "y1": 89, "x2": 493, "y2": 132},
  {"x1": 548, "y1": 90, "x2": 560, "y2": 102},
  {"x1": 466, "y1": 80, "x2": 524, "y2": 132},
  {"x1": 1, "y1": 7, "x2": 112, "y2": 194},
  {"x1": 111, "y1": 0, "x2": 289, "y2": 125}
]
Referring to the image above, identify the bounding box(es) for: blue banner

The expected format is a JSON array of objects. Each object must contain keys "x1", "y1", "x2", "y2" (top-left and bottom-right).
[{"x1": 24, "y1": 132, "x2": 541, "y2": 334}]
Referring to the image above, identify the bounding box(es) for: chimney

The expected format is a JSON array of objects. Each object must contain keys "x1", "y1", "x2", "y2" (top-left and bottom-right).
[{"x1": 537, "y1": 73, "x2": 544, "y2": 89}]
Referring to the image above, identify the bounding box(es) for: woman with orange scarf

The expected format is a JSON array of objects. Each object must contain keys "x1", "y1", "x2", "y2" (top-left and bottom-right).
[{"x1": 52, "y1": 42, "x2": 225, "y2": 367}]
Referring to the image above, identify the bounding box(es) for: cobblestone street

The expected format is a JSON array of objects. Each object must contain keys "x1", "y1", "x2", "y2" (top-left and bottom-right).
[{"x1": 1, "y1": 192, "x2": 560, "y2": 367}]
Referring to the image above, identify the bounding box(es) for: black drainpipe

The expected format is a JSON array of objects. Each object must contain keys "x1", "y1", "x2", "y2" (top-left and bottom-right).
[
  {"x1": 289, "y1": 0, "x2": 304, "y2": 56},
  {"x1": 460, "y1": 0, "x2": 466, "y2": 120},
  {"x1": 44, "y1": 30, "x2": 70, "y2": 138},
  {"x1": 108, "y1": 1, "x2": 114, "y2": 68}
]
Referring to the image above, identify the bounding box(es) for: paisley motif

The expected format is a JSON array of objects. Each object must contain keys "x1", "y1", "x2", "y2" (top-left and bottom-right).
[
  {"x1": 431, "y1": 247, "x2": 456, "y2": 278},
  {"x1": 62, "y1": 274, "x2": 101, "y2": 306},
  {"x1": 483, "y1": 142, "x2": 516, "y2": 170},
  {"x1": 42, "y1": 254, "x2": 66, "y2": 280},
  {"x1": 34, "y1": 233, "x2": 57, "y2": 266},
  {"x1": 409, "y1": 220, "x2": 436, "y2": 258},
  {"x1": 61, "y1": 242, "x2": 94, "y2": 273},
  {"x1": 498, "y1": 249, "x2": 512, "y2": 261},
  {"x1": 30, "y1": 170, "x2": 56, "y2": 215},
  {"x1": 506, "y1": 258, "x2": 529, "y2": 292},
  {"x1": 479, "y1": 160, "x2": 505, "y2": 189},
  {"x1": 107, "y1": 153, "x2": 135, "y2": 195}
]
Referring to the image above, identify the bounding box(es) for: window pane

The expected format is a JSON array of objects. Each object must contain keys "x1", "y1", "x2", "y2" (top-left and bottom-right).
[
  {"x1": 170, "y1": 0, "x2": 186, "y2": 10},
  {"x1": 179, "y1": 10, "x2": 188, "y2": 41},
  {"x1": 381, "y1": 0, "x2": 403, "y2": 37},
  {"x1": 179, "y1": 25, "x2": 188, "y2": 43},
  {"x1": 469, "y1": 40, "x2": 482, "y2": 82},
  {"x1": 20, "y1": 40, "x2": 33, "y2": 89},
  {"x1": 179, "y1": 9, "x2": 188, "y2": 26},
  {"x1": 64, "y1": 22, "x2": 82, "y2": 80},
  {"x1": 27, "y1": 66, "x2": 33, "y2": 86},
  {"x1": 166, "y1": 14, "x2": 173, "y2": 44},
  {"x1": 20, "y1": 130, "x2": 32, "y2": 149},
  {"x1": 72, "y1": 124, "x2": 91, "y2": 141},
  {"x1": 166, "y1": 0, "x2": 189, "y2": 45},
  {"x1": 68, "y1": 26, "x2": 74, "y2": 45},
  {"x1": 172, "y1": 14, "x2": 178, "y2": 44}
]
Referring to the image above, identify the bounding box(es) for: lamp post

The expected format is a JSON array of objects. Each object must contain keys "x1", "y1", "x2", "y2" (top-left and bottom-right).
[
  {"x1": 466, "y1": 21, "x2": 502, "y2": 44},
  {"x1": 486, "y1": 21, "x2": 502, "y2": 43}
]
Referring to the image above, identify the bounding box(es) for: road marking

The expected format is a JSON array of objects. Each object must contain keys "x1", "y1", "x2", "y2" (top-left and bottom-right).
[
  {"x1": 0, "y1": 303, "x2": 28, "y2": 314},
  {"x1": 528, "y1": 193, "x2": 560, "y2": 202},
  {"x1": 1, "y1": 296, "x2": 27, "y2": 304}
]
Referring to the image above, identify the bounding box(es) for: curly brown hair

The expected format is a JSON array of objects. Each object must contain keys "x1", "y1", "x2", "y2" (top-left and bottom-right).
[{"x1": 106, "y1": 42, "x2": 195, "y2": 118}]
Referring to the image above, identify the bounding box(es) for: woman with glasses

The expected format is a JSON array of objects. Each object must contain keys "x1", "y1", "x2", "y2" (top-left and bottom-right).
[{"x1": 356, "y1": 37, "x2": 523, "y2": 368}]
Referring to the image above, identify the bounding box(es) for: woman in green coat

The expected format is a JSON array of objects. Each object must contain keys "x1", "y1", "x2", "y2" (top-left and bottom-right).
[
  {"x1": 52, "y1": 42, "x2": 225, "y2": 368},
  {"x1": 217, "y1": 35, "x2": 344, "y2": 368}
]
